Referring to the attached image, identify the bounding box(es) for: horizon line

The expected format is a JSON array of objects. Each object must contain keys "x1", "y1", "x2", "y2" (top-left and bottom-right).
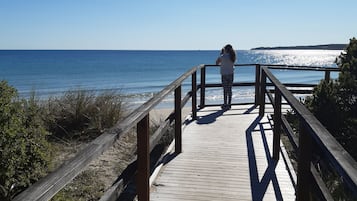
[
  {"x1": 0, "y1": 49, "x2": 241, "y2": 51},
  {"x1": 0, "y1": 48, "x2": 344, "y2": 51}
]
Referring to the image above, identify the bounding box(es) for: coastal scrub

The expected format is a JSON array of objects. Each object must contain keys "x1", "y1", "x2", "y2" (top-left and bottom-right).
[
  {"x1": 45, "y1": 89, "x2": 125, "y2": 141},
  {"x1": 0, "y1": 81, "x2": 50, "y2": 201}
]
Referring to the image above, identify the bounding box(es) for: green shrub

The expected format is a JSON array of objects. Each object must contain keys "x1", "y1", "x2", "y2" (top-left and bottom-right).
[
  {"x1": 305, "y1": 38, "x2": 357, "y2": 160},
  {"x1": 304, "y1": 38, "x2": 357, "y2": 200},
  {"x1": 0, "y1": 81, "x2": 50, "y2": 201},
  {"x1": 305, "y1": 80, "x2": 342, "y2": 135}
]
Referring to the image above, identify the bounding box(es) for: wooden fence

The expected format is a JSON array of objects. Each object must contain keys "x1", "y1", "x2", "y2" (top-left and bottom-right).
[
  {"x1": 13, "y1": 64, "x2": 357, "y2": 201},
  {"x1": 259, "y1": 65, "x2": 357, "y2": 201}
]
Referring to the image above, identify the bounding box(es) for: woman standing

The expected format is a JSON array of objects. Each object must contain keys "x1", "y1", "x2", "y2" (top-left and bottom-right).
[{"x1": 216, "y1": 44, "x2": 236, "y2": 109}]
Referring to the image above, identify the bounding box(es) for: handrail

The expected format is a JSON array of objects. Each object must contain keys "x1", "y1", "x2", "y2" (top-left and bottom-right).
[
  {"x1": 199, "y1": 64, "x2": 261, "y2": 107},
  {"x1": 13, "y1": 64, "x2": 205, "y2": 201},
  {"x1": 111, "y1": 64, "x2": 202, "y2": 135},
  {"x1": 13, "y1": 63, "x2": 354, "y2": 201},
  {"x1": 261, "y1": 64, "x2": 339, "y2": 71},
  {"x1": 261, "y1": 64, "x2": 339, "y2": 82},
  {"x1": 260, "y1": 66, "x2": 357, "y2": 200}
]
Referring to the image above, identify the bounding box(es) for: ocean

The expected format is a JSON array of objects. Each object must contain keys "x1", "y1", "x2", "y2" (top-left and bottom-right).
[{"x1": 0, "y1": 49, "x2": 342, "y2": 108}]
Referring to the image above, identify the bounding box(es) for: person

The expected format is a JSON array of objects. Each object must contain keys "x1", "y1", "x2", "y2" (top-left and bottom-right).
[{"x1": 216, "y1": 44, "x2": 236, "y2": 110}]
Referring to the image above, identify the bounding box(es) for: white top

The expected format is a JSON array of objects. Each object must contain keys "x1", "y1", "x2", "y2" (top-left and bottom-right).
[{"x1": 219, "y1": 53, "x2": 234, "y2": 75}]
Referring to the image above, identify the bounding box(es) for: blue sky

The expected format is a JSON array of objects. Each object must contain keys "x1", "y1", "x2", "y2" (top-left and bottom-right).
[{"x1": 0, "y1": 0, "x2": 356, "y2": 50}]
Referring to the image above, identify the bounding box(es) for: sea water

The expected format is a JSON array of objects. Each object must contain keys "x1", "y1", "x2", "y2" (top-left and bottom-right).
[{"x1": 0, "y1": 49, "x2": 342, "y2": 108}]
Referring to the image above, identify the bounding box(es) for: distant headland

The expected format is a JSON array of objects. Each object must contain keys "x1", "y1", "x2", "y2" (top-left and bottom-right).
[{"x1": 251, "y1": 44, "x2": 347, "y2": 50}]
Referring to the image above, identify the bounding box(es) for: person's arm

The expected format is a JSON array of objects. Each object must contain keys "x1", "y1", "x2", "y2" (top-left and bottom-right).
[{"x1": 216, "y1": 57, "x2": 221, "y2": 65}]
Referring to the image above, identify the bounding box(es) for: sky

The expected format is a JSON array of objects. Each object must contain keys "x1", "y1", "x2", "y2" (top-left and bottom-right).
[{"x1": 0, "y1": 0, "x2": 356, "y2": 50}]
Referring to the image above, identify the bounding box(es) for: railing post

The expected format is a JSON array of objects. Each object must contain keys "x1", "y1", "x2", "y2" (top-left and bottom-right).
[
  {"x1": 175, "y1": 86, "x2": 182, "y2": 154},
  {"x1": 200, "y1": 66, "x2": 206, "y2": 108},
  {"x1": 259, "y1": 68, "x2": 266, "y2": 116},
  {"x1": 137, "y1": 114, "x2": 150, "y2": 201},
  {"x1": 255, "y1": 64, "x2": 261, "y2": 106},
  {"x1": 273, "y1": 88, "x2": 282, "y2": 160},
  {"x1": 324, "y1": 71, "x2": 330, "y2": 82},
  {"x1": 192, "y1": 72, "x2": 197, "y2": 120},
  {"x1": 297, "y1": 120, "x2": 313, "y2": 201}
]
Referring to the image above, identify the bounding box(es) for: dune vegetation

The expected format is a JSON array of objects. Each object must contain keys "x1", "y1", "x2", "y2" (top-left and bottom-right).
[{"x1": 0, "y1": 84, "x2": 128, "y2": 200}]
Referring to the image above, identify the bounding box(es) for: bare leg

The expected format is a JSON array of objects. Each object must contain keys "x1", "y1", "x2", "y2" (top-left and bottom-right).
[{"x1": 228, "y1": 87, "x2": 232, "y2": 106}]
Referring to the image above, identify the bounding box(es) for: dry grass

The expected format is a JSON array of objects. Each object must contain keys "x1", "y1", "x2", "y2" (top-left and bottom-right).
[
  {"x1": 44, "y1": 89, "x2": 126, "y2": 142},
  {"x1": 50, "y1": 130, "x2": 137, "y2": 201},
  {"x1": 37, "y1": 89, "x2": 134, "y2": 200},
  {"x1": 23, "y1": 89, "x2": 177, "y2": 201}
]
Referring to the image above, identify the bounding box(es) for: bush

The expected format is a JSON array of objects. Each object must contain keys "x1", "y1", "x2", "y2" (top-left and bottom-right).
[
  {"x1": 0, "y1": 81, "x2": 50, "y2": 201},
  {"x1": 305, "y1": 37, "x2": 357, "y2": 160},
  {"x1": 304, "y1": 38, "x2": 357, "y2": 200},
  {"x1": 45, "y1": 89, "x2": 125, "y2": 141},
  {"x1": 305, "y1": 80, "x2": 342, "y2": 135},
  {"x1": 0, "y1": 83, "x2": 126, "y2": 200}
]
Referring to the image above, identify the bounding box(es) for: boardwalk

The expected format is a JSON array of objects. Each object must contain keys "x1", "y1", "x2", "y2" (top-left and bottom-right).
[{"x1": 150, "y1": 105, "x2": 296, "y2": 201}]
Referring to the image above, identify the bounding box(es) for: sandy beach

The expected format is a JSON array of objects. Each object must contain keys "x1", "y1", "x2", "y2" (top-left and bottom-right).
[
  {"x1": 149, "y1": 107, "x2": 192, "y2": 124},
  {"x1": 83, "y1": 106, "x2": 193, "y2": 195}
]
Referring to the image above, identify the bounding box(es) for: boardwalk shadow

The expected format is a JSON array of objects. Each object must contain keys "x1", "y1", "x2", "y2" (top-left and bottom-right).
[
  {"x1": 246, "y1": 115, "x2": 283, "y2": 201},
  {"x1": 196, "y1": 109, "x2": 225, "y2": 124},
  {"x1": 243, "y1": 105, "x2": 258, "y2": 114},
  {"x1": 117, "y1": 144, "x2": 168, "y2": 201}
]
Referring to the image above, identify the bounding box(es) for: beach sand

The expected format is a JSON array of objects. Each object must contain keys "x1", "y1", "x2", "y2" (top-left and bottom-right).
[
  {"x1": 149, "y1": 107, "x2": 192, "y2": 124},
  {"x1": 86, "y1": 107, "x2": 193, "y2": 195},
  {"x1": 51, "y1": 106, "x2": 193, "y2": 195}
]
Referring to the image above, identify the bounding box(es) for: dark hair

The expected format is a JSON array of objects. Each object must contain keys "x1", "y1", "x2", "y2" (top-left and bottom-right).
[{"x1": 224, "y1": 44, "x2": 236, "y2": 62}]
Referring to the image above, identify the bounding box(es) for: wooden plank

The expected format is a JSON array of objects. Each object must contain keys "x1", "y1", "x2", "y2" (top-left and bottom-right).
[
  {"x1": 255, "y1": 64, "x2": 261, "y2": 105},
  {"x1": 200, "y1": 66, "x2": 206, "y2": 108},
  {"x1": 310, "y1": 164, "x2": 334, "y2": 201},
  {"x1": 151, "y1": 105, "x2": 296, "y2": 201},
  {"x1": 259, "y1": 71, "x2": 267, "y2": 116},
  {"x1": 13, "y1": 65, "x2": 203, "y2": 201},
  {"x1": 262, "y1": 66, "x2": 357, "y2": 195},
  {"x1": 281, "y1": 115, "x2": 299, "y2": 151},
  {"x1": 261, "y1": 64, "x2": 340, "y2": 72},
  {"x1": 174, "y1": 86, "x2": 182, "y2": 154},
  {"x1": 296, "y1": 120, "x2": 313, "y2": 201},
  {"x1": 273, "y1": 89, "x2": 282, "y2": 160},
  {"x1": 192, "y1": 72, "x2": 197, "y2": 120},
  {"x1": 137, "y1": 115, "x2": 150, "y2": 201}
]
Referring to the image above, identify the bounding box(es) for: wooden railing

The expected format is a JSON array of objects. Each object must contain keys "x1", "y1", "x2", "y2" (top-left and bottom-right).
[
  {"x1": 13, "y1": 64, "x2": 204, "y2": 201},
  {"x1": 13, "y1": 63, "x2": 356, "y2": 201},
  {"x1": 199, "y1": 64, "x2": 260, "y2": 107},
  {"x1": 259, "y1": 65, "x2": 357, "y2": 201}
]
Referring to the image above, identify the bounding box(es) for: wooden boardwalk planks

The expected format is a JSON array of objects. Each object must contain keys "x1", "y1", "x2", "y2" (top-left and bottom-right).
[{"x1": 150, "y1": 105, "x2": 296, "y2": 201}]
